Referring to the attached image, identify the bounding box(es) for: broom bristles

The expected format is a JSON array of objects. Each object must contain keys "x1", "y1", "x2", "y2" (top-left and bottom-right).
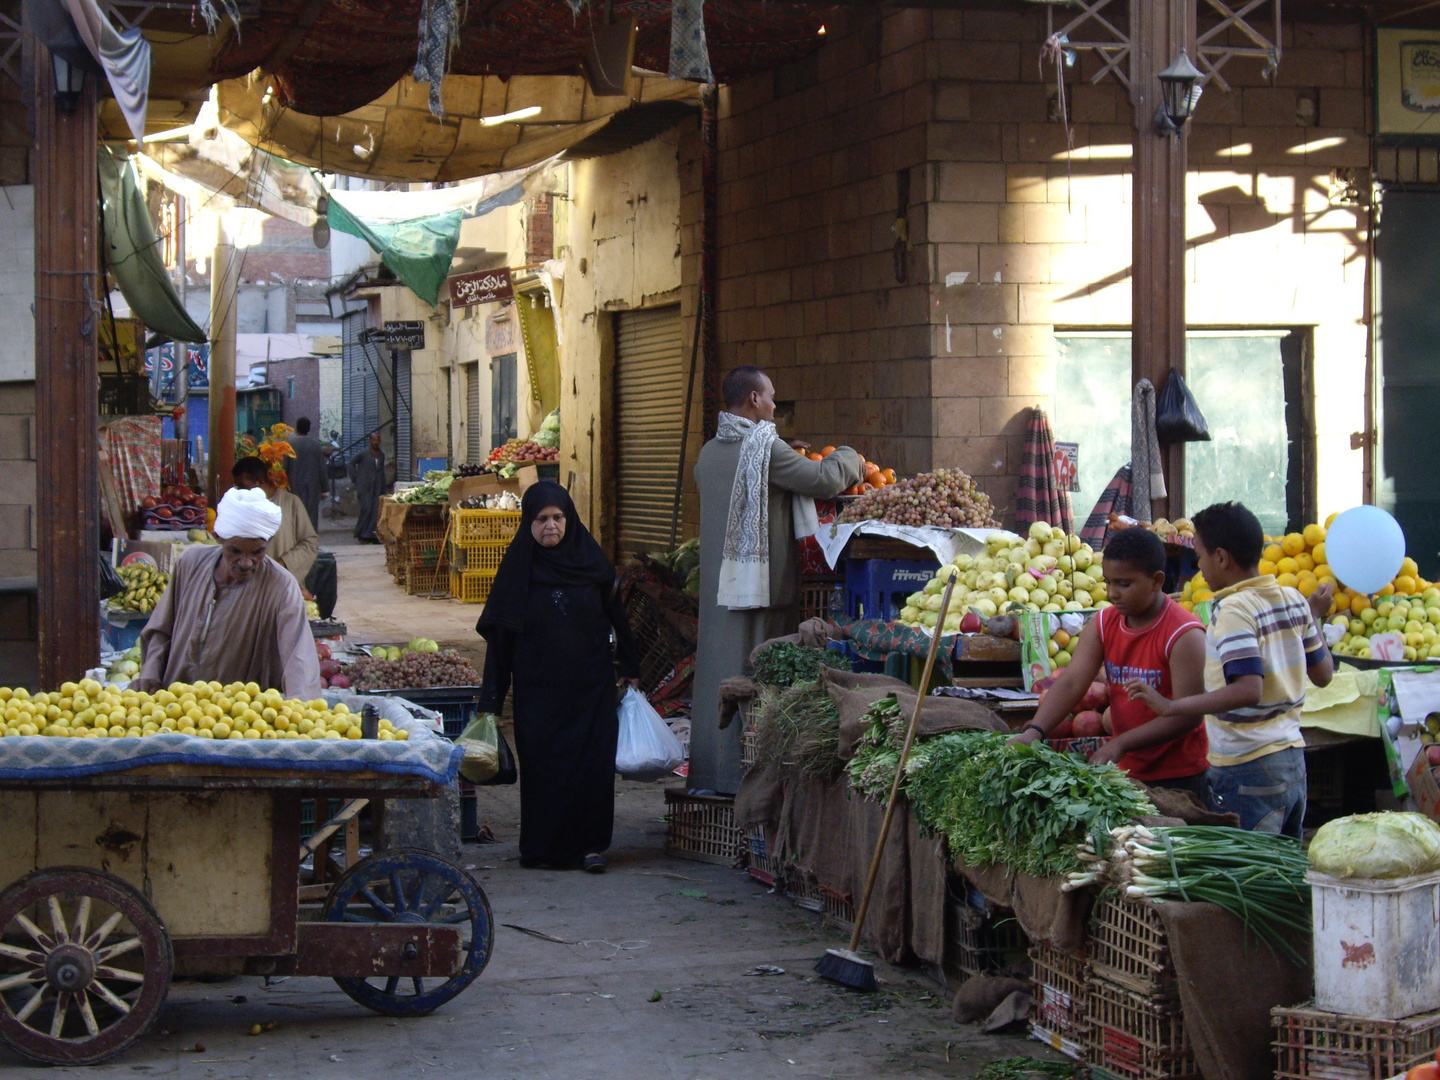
[{"x1": 814, "y1": 948, "x2": 876, "y2": 991}]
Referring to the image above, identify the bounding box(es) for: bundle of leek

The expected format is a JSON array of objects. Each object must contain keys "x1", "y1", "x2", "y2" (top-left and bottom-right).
[{"x1": 1065, "y1": 824, "x2": 1311, "y2": 966}]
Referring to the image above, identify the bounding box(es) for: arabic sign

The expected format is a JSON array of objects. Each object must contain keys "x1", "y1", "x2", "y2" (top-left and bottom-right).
[
  {"x1": 449, "y1": 267, "x2": 515, "y2": 309},
  {"x1": 383, "y1": 321, "x2": 426, "y2": 350}
]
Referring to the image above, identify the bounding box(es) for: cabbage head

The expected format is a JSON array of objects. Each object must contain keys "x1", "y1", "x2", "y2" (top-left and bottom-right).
[{"x1": 1308, "y1": 812, "x2": 1440, "y2": 879}]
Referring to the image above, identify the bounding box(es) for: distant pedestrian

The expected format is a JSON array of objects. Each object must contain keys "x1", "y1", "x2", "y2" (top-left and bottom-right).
[
  {"x1": 476, "y1": 482, "x2": 641, "y2": 872},
  {"x1": 349, "y1": 432, "x2": 387, "y2": 544},
  {"x1": 284, "y1": 417, "x2": 330, "y2": 530}
]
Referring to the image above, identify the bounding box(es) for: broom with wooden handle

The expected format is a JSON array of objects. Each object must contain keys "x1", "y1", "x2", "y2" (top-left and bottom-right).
[{"x1": 815, "y1": 576, "x2": 956, "y2": 991}]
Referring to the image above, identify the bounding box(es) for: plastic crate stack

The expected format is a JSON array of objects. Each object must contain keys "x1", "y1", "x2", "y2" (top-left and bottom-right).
[
  {"x1": 1272, "y1": 871, "x2": 1440, "y2": 1079},
  {"x1": 448, "y1": 510, "x2": 522, "y2": 603},
  {"x1": 1083, "y1": 895, "x2": 1199, "y2": 1080}
]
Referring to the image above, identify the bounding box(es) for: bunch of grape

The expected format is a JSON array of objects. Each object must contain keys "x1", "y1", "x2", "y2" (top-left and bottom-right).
[
  {"x1": 837, "y1": 468, "x2": 1000, "y2": 529},
  {"x1": 344, "y1": 650, "x2": 481, "y2": 691}
]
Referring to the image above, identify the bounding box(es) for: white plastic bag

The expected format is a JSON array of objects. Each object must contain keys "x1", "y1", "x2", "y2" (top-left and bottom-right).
[{"x1": 615, "y1": 688, "x2": 685, "y2": 780}]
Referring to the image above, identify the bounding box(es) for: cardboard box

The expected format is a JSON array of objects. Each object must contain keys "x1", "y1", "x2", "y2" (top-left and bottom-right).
[
  {"x1": 1407, "y1": 750, "x2": 1440, "y2": 821},
  {"x1": 111, "y1": 539, "x2": 176, "y2": 574},
  {"x1": 448, "y1": 465, "x2": 539, "y2": 508}
]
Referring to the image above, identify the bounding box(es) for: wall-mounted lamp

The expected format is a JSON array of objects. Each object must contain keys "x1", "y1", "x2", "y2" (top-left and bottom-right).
[
  {"x1": 51, "y1": 52, "x2": 85, "y2": 114},
  {"x1": 312, "y1": 194, "x2": 330, "y2": 249},
  {"x1": 1154, "y1": 48, "x2": 1203, "y2": 136}
]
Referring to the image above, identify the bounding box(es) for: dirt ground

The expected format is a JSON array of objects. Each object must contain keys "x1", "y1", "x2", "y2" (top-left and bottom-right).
[{"x1": 2, "y1": 516, "x2": 1067, "y2": 1078}]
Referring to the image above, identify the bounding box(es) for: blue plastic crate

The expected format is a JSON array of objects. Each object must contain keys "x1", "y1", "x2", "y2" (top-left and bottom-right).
[{"x1": 843, "y1": 559, "x2": 938, "y2": 622}]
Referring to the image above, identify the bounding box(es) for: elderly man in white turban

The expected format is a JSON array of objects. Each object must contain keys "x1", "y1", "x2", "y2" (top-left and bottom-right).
[{"x1": 133, "y1": 488, "x2": 323, "y2": 699}]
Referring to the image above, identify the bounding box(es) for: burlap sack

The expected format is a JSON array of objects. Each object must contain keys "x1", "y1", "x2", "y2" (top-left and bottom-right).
[
  {"x1": 717, "y1": 675, "x2": 761, "y2": 730},
  {"x1": 1136, "y1": 782, "x2": 1242, "y2": 828},
  {"x1": 953, "y1": 976, "x2": 1029, "y2": 1023},
  {"x1": 822, "y1": 667, "x2": 1005, "y2": 759}
]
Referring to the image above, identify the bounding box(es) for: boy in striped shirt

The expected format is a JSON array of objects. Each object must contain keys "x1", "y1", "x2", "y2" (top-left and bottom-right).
[{"x1": 1125, "y1": 502, "x2": 1333, "y2": 837}]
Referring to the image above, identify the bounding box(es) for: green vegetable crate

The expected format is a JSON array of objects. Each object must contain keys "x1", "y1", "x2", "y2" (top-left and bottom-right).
[{"x1": 1271, "y1": 1002, "x2": 1440, "y2": 1080}]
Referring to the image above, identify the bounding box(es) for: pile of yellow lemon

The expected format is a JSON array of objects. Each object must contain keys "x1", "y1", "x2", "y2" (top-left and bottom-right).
[
  {"x1": 1258, "y1": 516, "x2": 1433, "y2": 617},
  {"x1": 0, "y1": 679, "x2": 410, "y2": 741}
]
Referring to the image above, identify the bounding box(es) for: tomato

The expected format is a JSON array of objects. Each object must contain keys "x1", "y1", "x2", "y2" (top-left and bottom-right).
[
  {"x1": 1404, "y1": 1064, "x2": 1440, "y2": 1080},
  {"x1": 821, "y1": 446, "x2": 836, "y2": 457},
  {"x1": 881, "y1": 468, "x2": 896, "y2": 484},
  {"x1": 807, "y1": 452, "x2": 823, "y2": 461}
]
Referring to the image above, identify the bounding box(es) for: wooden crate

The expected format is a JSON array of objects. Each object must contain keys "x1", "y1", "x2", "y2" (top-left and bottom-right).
[
  {"x1": 744, "y1": 825, "x2": 784, "y2": 887},
  {"x1": 944, "y1": 885, "x2": 1030, "y2": 979},
  {"x1": 1272, "y1": 1002, "x2": 1440, "y2": 1080},
  {"x1": 1090, "y1": 895, "x2": 1177, "y2": 999},
  {"x1": 663, "y1": 789, "x2": 742, "y2": 866},
  {"x1": 800, "y1": 575, "x2": 842, "y2": 623},
  {"x1": 1030, "y1": 944, "x2": 1089, "y2": 1058},
  {"x1": 788, "y1": 865, "x2": 855, "y2": 927},
  {"x1": 1087, "y1": 978, "x2": 1199, "y2": 1080}
]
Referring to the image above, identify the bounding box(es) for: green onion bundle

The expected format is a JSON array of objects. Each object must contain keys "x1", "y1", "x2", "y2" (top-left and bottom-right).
[{"x1": 1068, "y1": 824, "x2": 1311, "y2": 966}]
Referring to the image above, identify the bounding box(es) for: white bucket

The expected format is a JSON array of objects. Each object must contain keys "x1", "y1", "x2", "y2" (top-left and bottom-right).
[{"x1": 1309, "y1": 869, "x2": 1440, "y2": 1021}]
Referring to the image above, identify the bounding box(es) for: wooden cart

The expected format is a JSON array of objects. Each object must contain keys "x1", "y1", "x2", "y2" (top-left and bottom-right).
[{"x1": 0, "y1": 763, "x2": 493, "y2": 1065}]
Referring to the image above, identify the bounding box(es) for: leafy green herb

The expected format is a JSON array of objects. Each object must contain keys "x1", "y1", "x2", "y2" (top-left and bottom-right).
[
  {"x1": 975, "y1": 1058, "x2": 1075, "y2": 1080},
  {"x1": 750, "y1": 641, "x2": 852, "y2": 686},
  {"x1": 751, "y1": 684, "x2": 846, "y2": 781}
]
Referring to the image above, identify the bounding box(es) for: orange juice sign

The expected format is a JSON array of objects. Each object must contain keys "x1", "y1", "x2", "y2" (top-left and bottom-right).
[{"x1": 448, "y1": 268, "x2": 514, "y2": 309}]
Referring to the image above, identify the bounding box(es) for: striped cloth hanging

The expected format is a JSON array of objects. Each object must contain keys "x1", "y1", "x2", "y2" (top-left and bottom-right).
[{"x1": 1015, "y1": 407, "x2": 1073, "y2": 535}]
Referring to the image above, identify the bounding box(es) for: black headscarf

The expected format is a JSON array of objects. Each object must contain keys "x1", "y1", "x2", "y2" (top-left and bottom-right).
[{"x1": 476, "y1": 481, "x2": 616, "y2": 636}]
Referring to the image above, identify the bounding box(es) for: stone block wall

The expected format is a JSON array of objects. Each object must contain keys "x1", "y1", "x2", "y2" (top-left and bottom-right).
[{"x1": 711, "y1": 9, "x2": 1370, "y2": 521}]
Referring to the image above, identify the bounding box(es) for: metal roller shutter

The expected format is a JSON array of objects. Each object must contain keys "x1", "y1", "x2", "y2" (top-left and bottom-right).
[
  {"x1": 614, "y1": 305, "x2": 684, "y2": 557},
  {"x1": 341, "y1": 310, "x2": 365, "y2": 456},
  {"x1": 466, "y1": 362, "x2": 482, "y2": 464},
  {"x1": 395, "y1": 349, "x2": 412, "y2": 481}
]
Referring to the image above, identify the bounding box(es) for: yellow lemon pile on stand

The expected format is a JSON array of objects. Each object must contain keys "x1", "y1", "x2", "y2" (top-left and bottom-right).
[{"x1": 0, "y1": 679, "x2": 410, "y2": 741}]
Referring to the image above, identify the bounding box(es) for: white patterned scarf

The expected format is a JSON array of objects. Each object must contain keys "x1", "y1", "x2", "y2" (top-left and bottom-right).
[{"x1": 716, "y1": 412, "x2": 776, "y2": 610}]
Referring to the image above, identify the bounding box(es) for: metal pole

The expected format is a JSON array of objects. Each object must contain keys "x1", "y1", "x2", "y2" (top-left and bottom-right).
[
  {"x1": 208, "y1": 217, "x2": 237, "y2": 500},
  {"x1": 34, "y1": 38, "x2": 100, "y2": 686}
]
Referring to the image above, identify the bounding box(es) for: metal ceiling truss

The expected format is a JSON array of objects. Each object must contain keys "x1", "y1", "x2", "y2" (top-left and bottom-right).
[{"x1": 1045, "y1": 0, "x2": 1281, "y2": 91}]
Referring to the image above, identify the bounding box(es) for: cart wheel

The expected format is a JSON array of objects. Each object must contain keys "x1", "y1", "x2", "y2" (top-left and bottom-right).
[
  {"x1": 0, "y1": 867, "x2": 172, "y2": 1066},
  {"x1": 322, "y1": 848, "x2": 493, "y2": 1017}
]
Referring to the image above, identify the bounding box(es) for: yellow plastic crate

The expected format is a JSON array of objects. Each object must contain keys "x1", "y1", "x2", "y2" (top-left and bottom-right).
[
  {"x1": 451, "y1": 509, "x2": 522, "y2": 545},
  {"x1": 448, "y1": 539, "x2": 508, "y2": 574},
  {"x1": 450, "y1": 569, "x2": 498, "y2": 603}
]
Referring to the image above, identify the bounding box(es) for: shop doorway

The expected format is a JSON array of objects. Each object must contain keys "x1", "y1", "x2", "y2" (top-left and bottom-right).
[
  {"x1": 465, "y1": 361, "x2": 482, "y2": 465},
  {"x1": 614, "y1": 305, "x2": 685, "y2": 557},
  {"x1": 1376, "y1": 190, "x2": 1440, "y2": 579},
  {"x1": 491, "y1": 352, "x2": 517, "y2": 451}
]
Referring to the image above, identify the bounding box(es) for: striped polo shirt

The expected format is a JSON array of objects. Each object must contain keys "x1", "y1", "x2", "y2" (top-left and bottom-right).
[{"x1": 1203, "y1": 574, "x2": 1327, "y2": 767}]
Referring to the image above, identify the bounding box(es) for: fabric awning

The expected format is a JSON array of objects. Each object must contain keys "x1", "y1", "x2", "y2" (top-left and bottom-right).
[
  {"x1": 214, "y1": 73, "x2": 698, "y2": 184},
  {"x1": 99, "y1": 148, "x2": 207, "y2": 344}
]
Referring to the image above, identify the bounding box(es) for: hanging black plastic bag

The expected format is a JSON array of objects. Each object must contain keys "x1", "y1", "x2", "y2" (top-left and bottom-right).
[
  {"x1": 99, "y1": 555, "x2": 124, "y2": 601},
  {"x1": 1155, "y1": 368, "x2": 1211, "y2": 443}
]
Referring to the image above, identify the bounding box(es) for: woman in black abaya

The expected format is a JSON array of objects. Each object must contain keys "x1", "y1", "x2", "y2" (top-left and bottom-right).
[{"x1": 477, "y1": 482, "x2": 641, "y2": 872}]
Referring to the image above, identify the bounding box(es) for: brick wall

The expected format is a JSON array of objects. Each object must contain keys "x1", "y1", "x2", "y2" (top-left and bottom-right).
[
  {"x1": 710, "y1": 9, "x2": 1370, "y2": 521},
  {"x1": 266, "y1": 357, "x2": 321, "y2": 430},
  {"x1": 713, "y1": 8, "x2": 937, "y2": 476},
  {"x1": 528, "y1": 194, "x2": 555, "y2": 264}
]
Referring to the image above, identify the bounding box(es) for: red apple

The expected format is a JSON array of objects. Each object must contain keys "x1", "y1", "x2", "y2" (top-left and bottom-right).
[
  {"x1": 153, "y1": 505, "x2": 173, "y2": 519},
  {"x1": 193, "y1": 496, "x2": 208, "y2": 509},
  {"x1": 959, "y1": 611, "x2": 984, "y2": 634},
  {"x1": 142, "y1": 496, "x2": 158, "y2": 509},
  {"x1": 1426, "y1": 745, "x2": 1440, "y2": 768}
]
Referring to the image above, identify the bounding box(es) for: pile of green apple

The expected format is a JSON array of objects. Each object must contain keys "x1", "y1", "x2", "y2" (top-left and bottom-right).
[
  {"x1": 898, "y1": 522, "x2": 1110, "y2": 633},
  {"x1": 1330, "y1": 589, "x2": 1440, "y2": 661}
]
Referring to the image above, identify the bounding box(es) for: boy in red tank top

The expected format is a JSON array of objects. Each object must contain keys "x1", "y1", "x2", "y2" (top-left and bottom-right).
[{"x1": 1011, "y1": 528, "x2": 1210, "y2": 797}]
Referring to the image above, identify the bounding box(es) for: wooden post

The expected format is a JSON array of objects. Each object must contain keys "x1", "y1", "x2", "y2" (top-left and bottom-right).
[
  {"x1": 1130, "y1": 0, "x2": 1193, "y2": 519},
  {"x1": 34, "y1": 40, "x2": 100, "y2": 688},
  {"x1": 207, "y1": 218, "x2": 237, "y2": 500}
]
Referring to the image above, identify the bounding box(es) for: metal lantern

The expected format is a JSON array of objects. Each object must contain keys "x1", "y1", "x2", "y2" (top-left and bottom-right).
[
  {"x1": 1155, "y1": 48, "x2": 1203, "y2": 135},
  {"x1": 51, "y1": 52, "x2": 85, "y2": 114}
]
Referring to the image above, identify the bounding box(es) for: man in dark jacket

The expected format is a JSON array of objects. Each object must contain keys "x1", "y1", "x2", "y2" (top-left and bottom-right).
[{"x1": 284, "y1": 417, "x2": 330, "y2": 530}]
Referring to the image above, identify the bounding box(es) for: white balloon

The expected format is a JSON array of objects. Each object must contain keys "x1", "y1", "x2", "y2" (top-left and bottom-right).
[{"x1": 1325, "y1": 505, "x2": 1406, "y2": 595}]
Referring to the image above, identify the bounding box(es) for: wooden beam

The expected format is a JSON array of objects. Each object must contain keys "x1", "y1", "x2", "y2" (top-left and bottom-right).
[
  {"x1": 1130, "y1": 0, "x2": 1192, "y2": 519},
  {"x1": 208, "y1": 220, "x2": 237, "y2": 500},
  {"x1": 34, "y1": 37, "x2": 100, "y2": 688}
]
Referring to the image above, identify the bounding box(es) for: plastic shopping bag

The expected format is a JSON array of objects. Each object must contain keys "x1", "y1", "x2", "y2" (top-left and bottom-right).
[
  {"x1": 615, "y1": 688, "x2": 686, "y2": 781},
  {"x1": 1155, "y1": 368, "x2": 1212, "y2": 443},
  {"x1": 457, "y1": 712, "x2": 517, "y2": 785}
]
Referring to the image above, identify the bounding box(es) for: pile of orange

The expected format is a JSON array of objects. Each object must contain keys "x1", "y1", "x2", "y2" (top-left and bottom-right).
[{"x1": 799, "y1": 445, "x2": 896, "y2": 495}]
